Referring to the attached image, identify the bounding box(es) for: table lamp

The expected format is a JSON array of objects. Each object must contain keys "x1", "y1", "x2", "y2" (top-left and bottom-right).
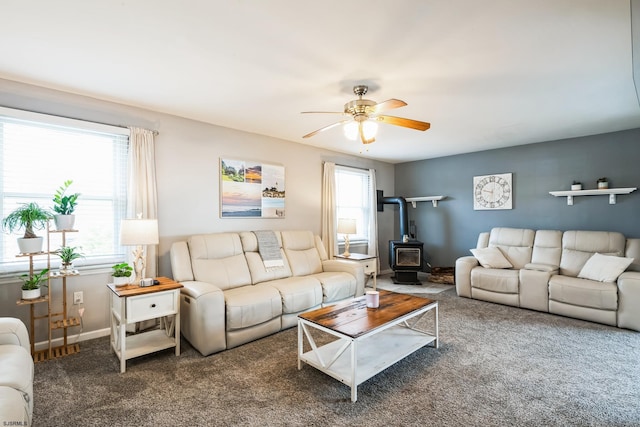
[
  {"x1": 337, "y1": 218, "x2": 357, "y2": 257},
  {"x1": 120, "y1": 216, "x2": 159, "y2": 284}
]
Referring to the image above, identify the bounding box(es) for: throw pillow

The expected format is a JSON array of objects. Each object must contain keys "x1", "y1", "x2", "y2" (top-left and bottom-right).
[
  {"x1": 470, "y1": 247, "x2": 513, "y2": 269},
  {"x1": 577, "y1": 253, "x2": 634, "y2": 282}
]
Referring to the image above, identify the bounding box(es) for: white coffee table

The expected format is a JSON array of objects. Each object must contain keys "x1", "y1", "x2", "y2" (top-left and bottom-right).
[{"x1": 297, "y1": 290, "x2": 438, "y2": 402}]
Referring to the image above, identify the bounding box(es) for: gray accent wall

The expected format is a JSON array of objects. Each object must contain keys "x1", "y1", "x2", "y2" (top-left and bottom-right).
[{"x1": 394, "y1": 129, "x2": 640, "y2": 268}]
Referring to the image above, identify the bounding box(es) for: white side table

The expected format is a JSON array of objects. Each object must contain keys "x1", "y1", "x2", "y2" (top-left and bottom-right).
[
  {"x1": 108, "y1": 277, "x2": 183, "y2": 373},
  {"x1": 334, "y1": 253, "x2": 378, "y2": 290}
]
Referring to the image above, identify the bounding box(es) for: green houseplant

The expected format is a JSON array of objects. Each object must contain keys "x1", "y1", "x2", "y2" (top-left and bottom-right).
[
  {"x1": 19, "y1": 268, "x2": 49, "y2": 299},
  {"x1": 112, "y1": 262, "x2": 133, "y2": 286},
  {"x1": 2, "y1": 202, "x2": 53, "y2": 253},
  {"x1": 56, "y1": 246, "x2": 84, "y2": 273},
  {"x1": 52, "y1": 180, "x2": 80, "y2": 230}
]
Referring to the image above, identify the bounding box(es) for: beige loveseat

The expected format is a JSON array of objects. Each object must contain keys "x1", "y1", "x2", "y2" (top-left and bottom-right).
[
  {"x1": 0, "y1": 318, "x2": 34, "y2": 426},
  {"x1": 455, "y1": 228, "x2": 640, "y2": 331},
  {"x1": 170, "y1": 230, "x2": 365, "y2": 356}
]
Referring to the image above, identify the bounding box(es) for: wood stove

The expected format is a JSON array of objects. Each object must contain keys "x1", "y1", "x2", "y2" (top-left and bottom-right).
[
  {"x1": 389, "y1": 240, "x2": 424, "y2": 284},
  {"x1": 378, "y1": 193, "x2": 425, "y2": 284}
]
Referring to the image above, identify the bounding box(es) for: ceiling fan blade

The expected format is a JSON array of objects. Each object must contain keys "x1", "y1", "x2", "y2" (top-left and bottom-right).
[
  {"x1": 376, "y1": 115, "x2": 431, "y2": 131},
  {"x1": 301, "y1": 111, "x2": 345, "y2": 114},
  {"x1": 371, "y1": 99, "x2": 407, "y2": 114},
  {"x1": 302, "y1": 120, "x2": 350, "y2": 138}
]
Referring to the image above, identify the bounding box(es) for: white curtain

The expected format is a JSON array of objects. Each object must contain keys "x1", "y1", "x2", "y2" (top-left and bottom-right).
[
  {"x1": 321, "y1": 162, "x2": 337, "y2": 258},
  {"x1": 126, "y1": 127, "x2": 159, "y2": 278},
  {"x1": 367, "y1": 168, "x2": 379, "y2": 273}
]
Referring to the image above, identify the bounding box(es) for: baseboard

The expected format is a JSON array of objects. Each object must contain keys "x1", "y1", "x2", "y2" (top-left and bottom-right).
[{"x1": 34, "y1": 327, "x2": 111, "y2": 351}]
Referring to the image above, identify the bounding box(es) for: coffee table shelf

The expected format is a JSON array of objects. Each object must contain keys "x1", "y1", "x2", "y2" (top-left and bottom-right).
[
  {"x1": 299, "y1": 325, "x2": 436, "y2": 388},
  {"x1": 298, "y1": 291, "x2": 438, "y2": 402}
]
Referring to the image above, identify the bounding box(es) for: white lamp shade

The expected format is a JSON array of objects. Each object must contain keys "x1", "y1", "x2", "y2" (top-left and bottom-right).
[
  {"x1": 343, "y1": 121, "x2": 378, "y2": 141},
  {"x1": 337, "y1": 218, "x2": 357, "y2": 235},
  {"x1": 120, "y1": 219, "x2": 159, "y2": 246},
  {"x1": 343, "y1": 122, "x2": 359, "y2": 140}
]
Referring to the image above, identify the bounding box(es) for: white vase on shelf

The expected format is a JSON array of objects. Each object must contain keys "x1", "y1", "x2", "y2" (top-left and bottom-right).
[
  {"x1": 17, "y1": 237, "x2": 44, "y2": 254},
  {"x1": 54, "y1": 214, "x2": 76, "y2": 231},
  {"x1": 21, "y1": 288, "x2": 41, "y2": 300}
]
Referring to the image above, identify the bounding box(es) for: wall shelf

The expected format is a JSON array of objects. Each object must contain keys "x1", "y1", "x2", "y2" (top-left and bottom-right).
[
  {"x1": 405, "y1": 196, "x2": 445, "y2": 208},
  {"x1": 549, "y1": 187, "x2": 637, "y2": 205}
]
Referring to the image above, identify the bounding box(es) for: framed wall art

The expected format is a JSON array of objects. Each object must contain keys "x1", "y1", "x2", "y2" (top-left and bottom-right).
[{"x1": 220, "y1": 158, "x2": 285, "y2": 218}]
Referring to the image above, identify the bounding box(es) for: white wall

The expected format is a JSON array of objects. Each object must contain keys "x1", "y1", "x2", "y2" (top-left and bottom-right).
[
  {"x1": 154, "y1": 116, "x2": 395, "y2": 276},
  {"x1": 0, "y1": 79, "x2": 396, "y2": 342}
]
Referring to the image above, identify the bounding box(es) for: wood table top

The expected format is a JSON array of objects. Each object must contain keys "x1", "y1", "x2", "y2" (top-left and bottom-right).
[
  {"x1": 107, "y1": 276, "x2": 183, "y2": 297},
  {"x1": 298, "y1": 290, "x2": 435, "y2": 338}
]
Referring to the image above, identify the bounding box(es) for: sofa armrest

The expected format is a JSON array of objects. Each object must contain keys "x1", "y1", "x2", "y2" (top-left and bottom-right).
[
  {"x1": 322, "y1": 260, "x2": 365, "y2": 296},
  {"x1": 178, "y1": 281, "x2": 226, "y2": 356},
  {"x1": 455, "y1": 256, "x2": 478, "y2": 298},
  {"x1": 618, "y1": 271, "x2": 640, "y2": 332},
  {"x1": 524, "y1": 263, "x2": 559, "y2": 273},
  {"x1": 0, "y1": 318, "x2": 30, "y2": 352},
  {"x1": 180, "y1": 280, "x2": 223, "y2": 299}
]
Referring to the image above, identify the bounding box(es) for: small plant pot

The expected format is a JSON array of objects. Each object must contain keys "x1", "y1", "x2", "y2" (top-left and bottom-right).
[
  {"x1": 571, "y1": 184, "x2": 582, "y2": 191},
  {"x1": 22, "y1": 288, "x2": 41, "y2": 300},
  {"x1": 59, "y1": 262, "x2": 74, "y2": 273},
  {"x1": 598, "y1": 182, "x2": 608, "y2": 189},
  {"x1": 113, "y1": 276, "x2": 130, "y2": 286},
  {"x1": 54, "y1": 214, "x2": 76, "y2": 231},
  {"x1": 17, "y1": 237, "x2": 44, "y2": 254}
]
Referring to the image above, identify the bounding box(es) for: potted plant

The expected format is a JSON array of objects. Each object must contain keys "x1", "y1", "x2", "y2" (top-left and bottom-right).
[
  {"x1": 112, "y1": 262, "x2": 133, "y2": 286},
  {"x1": 19, "y1": 268, "x2": 49, "y2": 300},
  {"x1": 571, "y1": 181, "x2": 582, "y2": 191},
  {"x1": 2, "y1": 202, "x2": 53, "y2": 254},
  {"x1": 52, "y1": 180, "x2": 80, "y2": 230},
  {"x1": 597, "y1": 177, "x2": 608, "y2": 189},
  {"x1": 55, "y1": 246, "x2": 84, "y2": 273}
]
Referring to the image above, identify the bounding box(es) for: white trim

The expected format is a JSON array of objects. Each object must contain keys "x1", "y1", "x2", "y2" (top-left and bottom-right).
[
  {"x1": 0, "y1": 105, "x2": 130, "y2": 136},
  {"x1": 34, "y1": 327, "x2": 111, "y2": 351}
]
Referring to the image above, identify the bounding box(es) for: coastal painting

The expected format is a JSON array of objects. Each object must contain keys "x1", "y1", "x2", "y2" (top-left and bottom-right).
[{"x1": 220, "y1": 158, "x2": 285, "y2": 218}]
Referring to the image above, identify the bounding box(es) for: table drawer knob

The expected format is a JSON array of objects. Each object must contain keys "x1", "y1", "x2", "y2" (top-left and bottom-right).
[{"x1": 151, "y1": 303, "x2": 156, "y2": 308}]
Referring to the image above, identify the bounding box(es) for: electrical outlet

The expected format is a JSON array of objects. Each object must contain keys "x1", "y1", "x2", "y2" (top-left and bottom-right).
[{"x1": 73, "y1": 291, "x2": 83, "y2": 305}]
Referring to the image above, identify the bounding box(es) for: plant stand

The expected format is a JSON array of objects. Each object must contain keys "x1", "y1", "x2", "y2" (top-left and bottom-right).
[
  {"x1": 46, "y1": 224, "x2": 81, "y2": 359},
  {"x1": 15, "y1": 222, "x2": 82, "y2": 362}
]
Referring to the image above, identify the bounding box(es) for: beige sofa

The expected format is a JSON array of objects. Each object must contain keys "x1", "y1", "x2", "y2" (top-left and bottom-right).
[
  {"x1": 456, "y1": 227, "x2": 640, "y2": 331},
  {"x1": 0, "y1": 318, "x2": 34, "y2": 426},
  {"x1": 170, "y1": 230, "x2": 365, "y2": 356}
]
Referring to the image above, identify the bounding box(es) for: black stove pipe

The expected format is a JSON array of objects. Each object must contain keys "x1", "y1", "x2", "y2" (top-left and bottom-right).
[{"x1": 381, "y1": 196, "x2": 409, "y2": 238}]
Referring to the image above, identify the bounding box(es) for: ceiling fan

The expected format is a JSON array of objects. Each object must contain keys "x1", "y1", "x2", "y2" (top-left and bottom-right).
[{"x1": 301, "y1": 85, "x2": 430, "y2": 145}]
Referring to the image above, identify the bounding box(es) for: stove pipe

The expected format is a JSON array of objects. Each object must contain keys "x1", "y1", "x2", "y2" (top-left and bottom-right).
[{"x1": 381, "y1": 196, "x2": 408, "y2": 238}]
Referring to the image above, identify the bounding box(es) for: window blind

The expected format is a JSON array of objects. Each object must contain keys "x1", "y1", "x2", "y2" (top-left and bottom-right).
[
  {"x1": 335, "y1": 165, "x2": 371, "y2": 243},
  {"x1": 0, "y1": 108, "x2": 129, "y2": 274}
]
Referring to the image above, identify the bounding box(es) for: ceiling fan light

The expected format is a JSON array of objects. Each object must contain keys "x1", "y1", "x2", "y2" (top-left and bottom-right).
[
  {"x1": 343, "y1": 121, "x2": 359, "y2": 140},
  {"x1": 362, "y1": 120, "x2": 378, "y2": 140}
]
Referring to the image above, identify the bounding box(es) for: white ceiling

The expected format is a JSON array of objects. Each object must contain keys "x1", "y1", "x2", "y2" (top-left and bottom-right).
[{"x1": 2, "y1": 0, "x2": 640, "y2": 163}]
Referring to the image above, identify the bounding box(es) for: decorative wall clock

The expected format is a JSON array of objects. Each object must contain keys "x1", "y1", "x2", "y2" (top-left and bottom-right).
[{"x1": 473, "y1": 173, "x2": 513, "y2": 210}]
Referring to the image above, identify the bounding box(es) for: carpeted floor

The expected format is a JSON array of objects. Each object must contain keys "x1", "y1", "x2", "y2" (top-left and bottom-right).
[{"x1": 33, "y1": 285, "x2": 640, "y2": 426}]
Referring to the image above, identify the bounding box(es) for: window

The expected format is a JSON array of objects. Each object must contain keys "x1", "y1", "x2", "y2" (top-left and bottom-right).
[
  {"x1": 0, "y1": 108, "x2": 129, "y2": 274},
  {"x1": 335, "y1": 166, "x2": 372, "y2": 246}
]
